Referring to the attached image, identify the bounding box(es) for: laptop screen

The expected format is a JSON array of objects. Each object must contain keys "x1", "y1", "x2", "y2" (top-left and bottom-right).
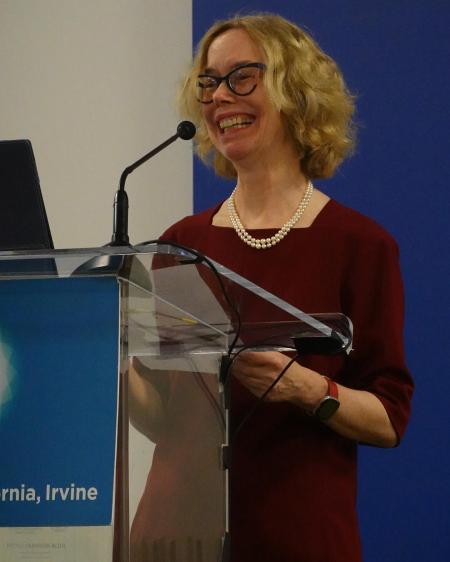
[{"x1": 0, "y1": 139, "x2": 53, "y2": 251}]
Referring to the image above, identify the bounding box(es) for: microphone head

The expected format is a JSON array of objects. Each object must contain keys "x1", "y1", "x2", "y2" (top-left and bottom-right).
[{"x1": 177, "y1": 121, "x2": 196, "y2": 140}]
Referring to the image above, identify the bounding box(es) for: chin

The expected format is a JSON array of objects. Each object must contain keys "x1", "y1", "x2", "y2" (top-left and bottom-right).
[{"x1": 219, "y1": 138, "x2": 259, "y2": 164}]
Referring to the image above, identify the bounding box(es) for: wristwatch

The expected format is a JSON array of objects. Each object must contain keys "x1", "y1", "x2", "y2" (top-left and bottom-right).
[{"x1": 313, "y1": 377, "x2": 340, "y2": 421}]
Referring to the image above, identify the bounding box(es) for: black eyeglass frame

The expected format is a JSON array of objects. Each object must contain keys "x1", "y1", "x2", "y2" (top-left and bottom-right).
[{"x1": 197, "y1": 62, "x2": 266, "y2": 104}]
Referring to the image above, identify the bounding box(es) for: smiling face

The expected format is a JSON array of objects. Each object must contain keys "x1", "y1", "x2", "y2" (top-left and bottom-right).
[{"x1": 201, "y1": 28, "x2": 290, "y2": 169}]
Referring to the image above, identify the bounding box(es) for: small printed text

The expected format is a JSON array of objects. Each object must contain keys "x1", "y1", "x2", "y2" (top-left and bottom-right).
[{"x1": 0, "y1": 483, "x2": 99, "y2": 505}]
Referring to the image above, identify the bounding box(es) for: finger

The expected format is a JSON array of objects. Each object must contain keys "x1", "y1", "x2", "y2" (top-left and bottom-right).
[
  {"x1": 235, "y1": 350, "x2": 273, "y2": 365},
  {"x1": 233, "y1": 363, "x2": 281, "y2": 384}
]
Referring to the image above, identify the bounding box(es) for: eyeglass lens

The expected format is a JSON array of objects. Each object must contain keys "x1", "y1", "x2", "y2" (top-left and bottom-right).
[{"x1": 197, "y1": 64, "x2": 264, "y2": 103}]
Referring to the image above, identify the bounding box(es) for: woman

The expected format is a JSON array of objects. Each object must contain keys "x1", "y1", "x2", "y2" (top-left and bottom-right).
[{"x1": 130, "y1": 13, "x2": 413, "y2": 562}]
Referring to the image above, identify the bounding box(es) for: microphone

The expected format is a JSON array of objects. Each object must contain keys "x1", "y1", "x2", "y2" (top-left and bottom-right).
[{"x1": 110, "y1": 121, "x2": 196, "y2": 246}]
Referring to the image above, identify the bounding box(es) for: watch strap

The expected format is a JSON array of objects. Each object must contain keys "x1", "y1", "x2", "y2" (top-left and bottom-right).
[
  {"x1": 313, "y1": 376, "x2": 340, "y2": 421},
  {"x1": 325, "y1": 376, "x2": 338, "y2": 399}
]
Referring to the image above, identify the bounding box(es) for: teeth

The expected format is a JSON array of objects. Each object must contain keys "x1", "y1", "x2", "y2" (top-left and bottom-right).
[{"x1": 219, "y1": 115, "x2": 253, "y2": 130}]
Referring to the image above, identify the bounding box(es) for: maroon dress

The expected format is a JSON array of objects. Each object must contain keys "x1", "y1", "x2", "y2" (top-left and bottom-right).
[{"x1": 131, "y1": 199, "x2": 413, "y2": 562}]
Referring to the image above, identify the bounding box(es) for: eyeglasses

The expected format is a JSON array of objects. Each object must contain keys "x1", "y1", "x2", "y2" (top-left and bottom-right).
[{"x1": 196, "y1": 62, "x2": 266, "y2": 104}]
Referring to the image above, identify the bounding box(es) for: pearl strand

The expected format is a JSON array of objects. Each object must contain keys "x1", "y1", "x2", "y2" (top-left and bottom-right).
[{"x1": 227, "y1": 180, "x2": 314, "y2": 249}]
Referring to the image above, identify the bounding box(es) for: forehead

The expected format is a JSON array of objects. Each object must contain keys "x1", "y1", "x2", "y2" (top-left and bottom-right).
[{"x1": 205, "y1": 28, "x2": 264, "y2": 71}]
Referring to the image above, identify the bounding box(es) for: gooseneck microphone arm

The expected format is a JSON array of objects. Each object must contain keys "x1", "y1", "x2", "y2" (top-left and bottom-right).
[{"x1": 110, "y1": 120, "x2": 196, "y2": 246}]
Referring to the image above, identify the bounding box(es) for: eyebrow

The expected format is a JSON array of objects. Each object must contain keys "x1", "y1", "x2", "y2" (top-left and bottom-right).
[{"x1": 202, "y1": 60, "x2": 255, "y2": 75}]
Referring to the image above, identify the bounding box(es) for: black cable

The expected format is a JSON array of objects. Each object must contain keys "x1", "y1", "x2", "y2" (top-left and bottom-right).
[
  {"x1": 135, "y1": 239, "x2": 245, "y2": 432},
  {"x1": 136, "y1": 240, "x2": 301, "y2": 448},
  {"x1": 221, "y1": 339, "x2": 296, "y2": 386},
  {"x1": 231, "y1": 353, "x2": 300, "y2": 442},
  {"x1": 137, "y1": 238, "x2": 242, "y2": 355}
]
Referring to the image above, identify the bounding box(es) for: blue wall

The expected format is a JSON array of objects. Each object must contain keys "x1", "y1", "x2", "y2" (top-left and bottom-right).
[{"x1": 192, "y1": 1, "x2": 450, "y2": 561}]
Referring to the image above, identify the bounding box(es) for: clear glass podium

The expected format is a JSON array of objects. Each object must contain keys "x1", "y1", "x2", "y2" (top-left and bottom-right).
[{"x1": 0, "y1": 244, "x2": 352, "y2": 562}]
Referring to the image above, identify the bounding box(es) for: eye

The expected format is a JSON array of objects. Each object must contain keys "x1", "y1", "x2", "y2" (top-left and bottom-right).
[
  {"x1": 232, "y1": 68, "x2": 258, "y2": 81},
  {"x1": 197, "y1": 76, "x2": 218, "y2": 89}
]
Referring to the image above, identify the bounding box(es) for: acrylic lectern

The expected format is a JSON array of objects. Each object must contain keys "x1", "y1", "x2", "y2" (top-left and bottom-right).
[{"x1": 0, "y1": 243, "x2": 352, "y2": 562}]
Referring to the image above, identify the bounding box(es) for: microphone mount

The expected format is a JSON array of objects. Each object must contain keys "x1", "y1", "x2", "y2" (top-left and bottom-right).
[{"x1": 110, "y1": 121, "x2": 196, "y2": 246}]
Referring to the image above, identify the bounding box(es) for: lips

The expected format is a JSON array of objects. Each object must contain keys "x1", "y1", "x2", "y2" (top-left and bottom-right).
[{"x1": 217, "y1": 114, "x2": 255, "y2": 132}]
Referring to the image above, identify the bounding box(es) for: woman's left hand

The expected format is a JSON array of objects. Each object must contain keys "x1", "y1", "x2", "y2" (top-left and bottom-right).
[
  {"x1": 231, "y1": 350, "x2": 326, "y2": 410},
  {"x1": 231, "y1": 350, "x2": 398, "y2": 447}
]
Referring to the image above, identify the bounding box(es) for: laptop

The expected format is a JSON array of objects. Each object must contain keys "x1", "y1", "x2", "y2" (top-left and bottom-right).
[
  {"x1": 0, "y1": 139, "x2": 56, "y2": 276},
  {"x1": 0, "y1": 139, "x2": 53, "y2": 251}
]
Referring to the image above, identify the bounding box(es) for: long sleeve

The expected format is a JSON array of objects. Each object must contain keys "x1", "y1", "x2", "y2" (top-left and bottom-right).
[{"x1": 341, "y1": 225, "x2": 413, "y2": 441}]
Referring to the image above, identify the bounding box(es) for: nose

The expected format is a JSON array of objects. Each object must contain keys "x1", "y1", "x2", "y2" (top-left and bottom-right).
[{"x1": 212, "y1": 80, "x2": 234, "y2": 105}]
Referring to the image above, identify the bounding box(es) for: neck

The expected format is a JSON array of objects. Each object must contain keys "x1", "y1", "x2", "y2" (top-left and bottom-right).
[{"x1": 232, "y1": 153, "x2": 309, "y2": 228}]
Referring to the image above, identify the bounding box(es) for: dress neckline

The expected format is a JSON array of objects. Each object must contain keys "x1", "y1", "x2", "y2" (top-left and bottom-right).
[{"x1": 208, "y1": 198, "x2": 334, "y2": 231}]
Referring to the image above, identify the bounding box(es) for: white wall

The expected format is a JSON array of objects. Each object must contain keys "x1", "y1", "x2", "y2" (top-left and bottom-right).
[
  {"x1": 1, "y1": 0, "x2": 193, "y2": 523},
  {"x1": 0, "y1": 0, "x2": 193, "y2": 248}
]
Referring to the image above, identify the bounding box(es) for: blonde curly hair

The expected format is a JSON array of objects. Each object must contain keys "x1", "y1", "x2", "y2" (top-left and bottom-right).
[{"x1": 178, "y1": 13, "x2": 356, "y2": 179}]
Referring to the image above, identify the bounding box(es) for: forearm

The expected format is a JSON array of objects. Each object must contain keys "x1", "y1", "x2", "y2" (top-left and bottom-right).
[
  {"x1": 324, "y1": 384, "x2": 397, "y2": 447},
  {"x1": 289, "y1": 368, "x2": 397, "y2": 447},
  {"x1": 233, "y1": 351, "x2": 398, "y2": 447}
]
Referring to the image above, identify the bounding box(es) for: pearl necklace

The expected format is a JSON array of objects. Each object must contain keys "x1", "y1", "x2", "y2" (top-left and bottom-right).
[{"x1": 227, "y1": 180, "x2": 314, "y2": 249}]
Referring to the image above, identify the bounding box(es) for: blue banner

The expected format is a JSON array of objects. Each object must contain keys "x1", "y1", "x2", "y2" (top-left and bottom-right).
[{"x1": 0, "y1": 277, "x2": 119, "y2": 527}]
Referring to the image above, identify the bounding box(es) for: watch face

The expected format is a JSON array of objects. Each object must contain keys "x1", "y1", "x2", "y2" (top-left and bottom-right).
[{"x1": 315, "y1": 397, "x2": 340, "y2": 421}]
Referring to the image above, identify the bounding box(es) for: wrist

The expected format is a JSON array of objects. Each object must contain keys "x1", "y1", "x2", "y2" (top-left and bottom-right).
[
  {"x1": 289, "y1": 370, "x2": 328, "y2": 410},
  {"x1": 312, "y1": 376, "x2": 340, "y2": 421}
]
